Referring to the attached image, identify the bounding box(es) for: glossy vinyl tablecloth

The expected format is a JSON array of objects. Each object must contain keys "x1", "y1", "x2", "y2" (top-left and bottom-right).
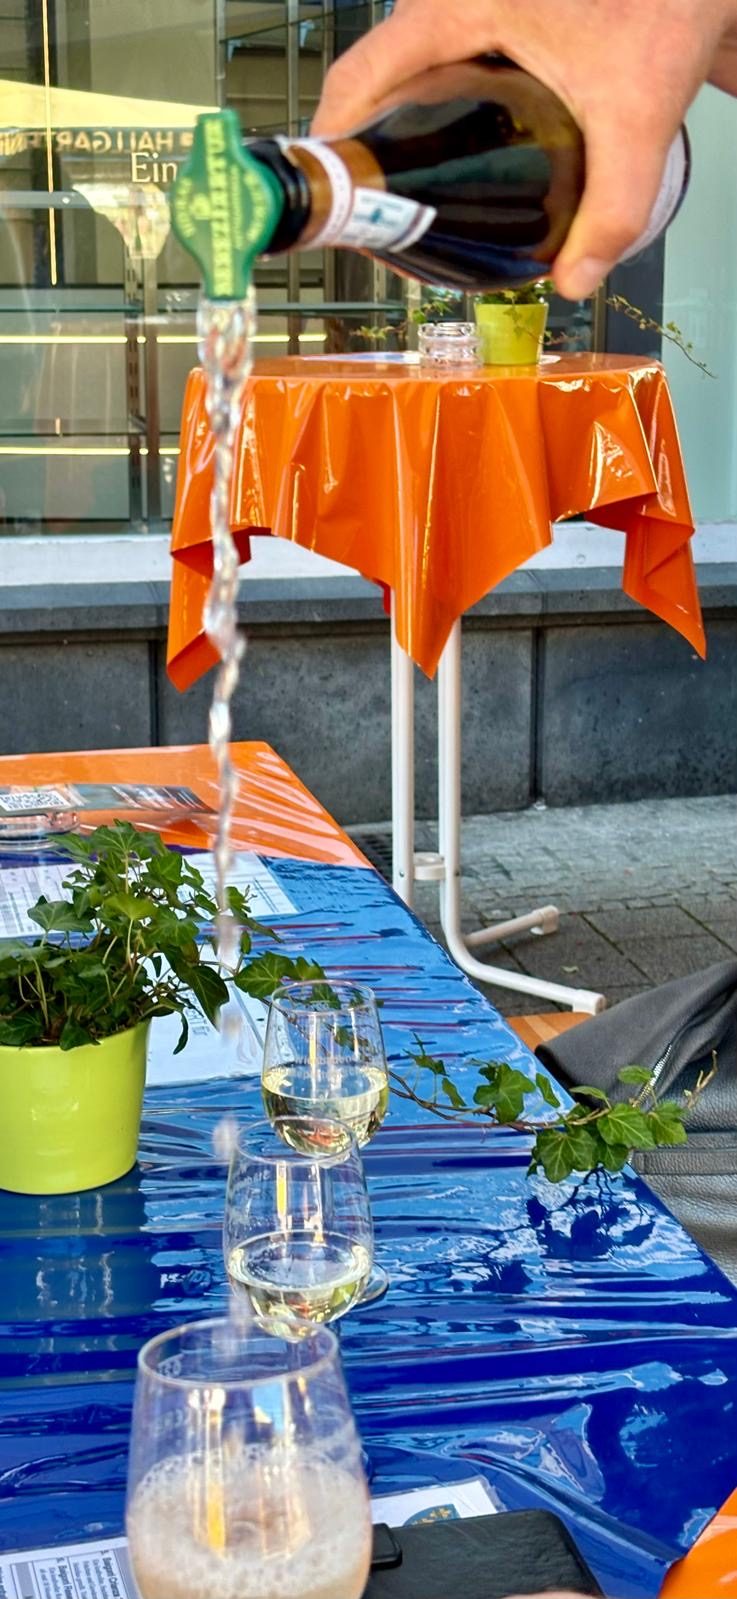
[
  {"x1": 167, "y1": 354, "x2": 705, "y2": 690},
  {"x1": 3, "y1": 851, "x2": 737, "y2": 1599},
  {"x1": 0, "y1": 741, "x2": 367, "y2": 867}
]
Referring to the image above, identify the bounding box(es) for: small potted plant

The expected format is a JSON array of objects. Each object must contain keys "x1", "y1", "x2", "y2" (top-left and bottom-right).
[
  {"x1": 0, "y1": 821, "x2": 318, "y2": 1195},
  {"x1": 474, "y1": 279, "x2": 552, "y2": 366}
]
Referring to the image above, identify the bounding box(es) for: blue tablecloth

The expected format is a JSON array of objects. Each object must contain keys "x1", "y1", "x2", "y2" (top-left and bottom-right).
[{"x1": 3, "y1": 856, "x2": 737, "y2": 1599}]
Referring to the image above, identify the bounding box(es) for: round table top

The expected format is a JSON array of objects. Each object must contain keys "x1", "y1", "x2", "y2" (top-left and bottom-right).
[
  {"x1": 245, "y1": 350, "x2": 656, "y2": 383},
  {"x1": 168, "y1": 351, "x2": 702, "y2": 689}
]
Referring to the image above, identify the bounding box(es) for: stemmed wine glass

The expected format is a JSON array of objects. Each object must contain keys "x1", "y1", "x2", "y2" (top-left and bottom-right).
[
  {"x1": 126, "y1": 1314, "x2": 371, "y2": 1599},
  {"x1": 261, "y1": 982, "x2": 390, "y2": 1302},
  {"x1": 223, "y1": 1116, "x2": 374, "y2": 1325},
  {"x1": 261, "y1": 982, "x2": 390, "y2": 1151}
]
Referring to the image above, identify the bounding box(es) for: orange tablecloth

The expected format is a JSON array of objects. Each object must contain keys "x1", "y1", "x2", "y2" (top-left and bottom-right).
[
  {"x1": 167, "y1": 353, "x2": 704, "y2": 691},
  {"x1": 0, "y1": 743, "x2": 367, "y2": 868}
]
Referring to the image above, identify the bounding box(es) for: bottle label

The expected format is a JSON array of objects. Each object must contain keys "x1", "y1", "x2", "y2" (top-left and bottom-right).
[
  {"x1": 277, "y1": 137, "x2": 354, "y2": 247},
  {"x1": 339, "y1": 188, "x2": 437, "y2": 252},
  {"x1": 278, "y1": 137, "x2": 436, "y2": 252},
  {"x1": 622, "y1": 131, "x2": 688, "y2": 259}
]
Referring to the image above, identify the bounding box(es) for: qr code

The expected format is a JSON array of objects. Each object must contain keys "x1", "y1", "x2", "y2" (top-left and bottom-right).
[{"x1": 0, "y1": 786, "x2": 75, "y2": 813}]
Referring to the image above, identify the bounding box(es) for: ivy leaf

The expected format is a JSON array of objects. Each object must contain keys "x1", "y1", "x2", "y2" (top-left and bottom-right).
[
  {"x1": 173, "y1": 1011, "x2": 189, "y2": 1056},
  {"x1": 146, "y1": 850, "x2": 184, "y2": 887},
  {"x1": 234, "y1": 951, "x2": 302, "y2": 1002},
  {"x1": 477, "y1": 1060, "x2": 508, "y2": 1082},
  {"x1": 648, "y1": 1104, "x2": 688, "y2": 1146},
  {"x1": 597, "y1": 1105, "x2": 656, "y2": 1150},
  {"x1": 290, "y1": 958, "x2": 329, "y2": 984},
  {"x1": 104, "y1": 892, "x2": 156, "y2": 923},
  {"x1": 441, "y1": 1077, "x2": 466, "y2": 1111},
  {"x1": 226, "y1": 884, "x2": 252, "y2": 918},
  {"x1": 562, "y1": 1123, "x2": 602, "y2": 1172},
  {"x1": 411, "y1": 1041, "x2": 445, "y2": 1077},
  {"x1": 59, "y1": 1017, "x2": 96, "y2": 1051},
  {"x1": 532, "y1": 1130, "x2": 577, "y2": 1184},
  {"x1": 180, "y1": 961, "x2": 229, "y2": 1026},
  {"x1": 618, "y1": 1065, "x2": 654, "y2": 1086},
  {"x1": 0, "y1": 1015, "x2": 44, "y2": 1046},
  {"x1": 146, "y1": 909, "x2": 201, "y2": 949},
  {"x1": 600, "y1": 1143, "x2": 630, "y2": 1173},
  {"x1": 570, "y1": 1084, "x2": 610, "y2": 1103},
  {"x1": 27, "y1": 898, "x2": 94, "y2": 935},
  {"x1": 490, "y1": 1065, "x2": 534, "y2": 1123},
  {"x1": 535, "y1": 1072, "x2": 562, "y2": 1110}
]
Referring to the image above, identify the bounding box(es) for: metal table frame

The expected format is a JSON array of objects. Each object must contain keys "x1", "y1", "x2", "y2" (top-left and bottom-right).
[{"x1": 390, "y1": 601, "x2": 606, "y2": 1015}]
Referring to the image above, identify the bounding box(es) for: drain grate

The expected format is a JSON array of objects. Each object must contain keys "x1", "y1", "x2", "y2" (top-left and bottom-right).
[{"x1": 351, "y1": 831, "x2": 393, "y2": 882}]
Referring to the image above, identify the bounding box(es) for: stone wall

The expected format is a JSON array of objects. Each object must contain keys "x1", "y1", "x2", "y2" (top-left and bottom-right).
[{"x1": 1, "y1": 566, "x2": 735, "y2": 823}]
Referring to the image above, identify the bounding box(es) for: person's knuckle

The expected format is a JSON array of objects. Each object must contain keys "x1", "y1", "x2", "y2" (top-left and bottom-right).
[{"x1": 591, "y1": 199, "x2": 654, "y2": 256}]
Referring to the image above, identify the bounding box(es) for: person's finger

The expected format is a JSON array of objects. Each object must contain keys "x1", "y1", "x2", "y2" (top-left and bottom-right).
[
  {"x1": 310, "y1": 8, "x2": 438, "y2": 135},
  {"x1": 552, "y1": 108, "x2": 681, "y2": 300},
  {"x1": 708, "y1": 28, "x2": 737, "y2": 93}
]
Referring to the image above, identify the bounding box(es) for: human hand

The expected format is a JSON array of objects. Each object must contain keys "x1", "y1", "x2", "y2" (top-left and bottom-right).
[{"x1": 312, "y1": 0, "x2": 737, "y2": 299}]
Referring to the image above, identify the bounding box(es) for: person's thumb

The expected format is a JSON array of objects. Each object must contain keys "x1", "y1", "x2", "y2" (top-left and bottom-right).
[
  {"x1": 311, "y1": 8, "x2": 433, "y2": 135},
  {"x1": 552, "y1": 112, "x2": 682, "y2": 300}
]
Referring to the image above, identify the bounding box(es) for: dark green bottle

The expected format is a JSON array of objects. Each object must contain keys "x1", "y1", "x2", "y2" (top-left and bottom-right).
[{"x1": 246, "y1": 58, "x2": 689, "y2": 292}]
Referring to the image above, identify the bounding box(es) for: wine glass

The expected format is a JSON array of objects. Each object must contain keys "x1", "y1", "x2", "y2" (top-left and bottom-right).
[
  {"x1": 223, "y1": 1117, "x2": 373, "y2": 1326},
  {"x1": 261, "y1": 982, "x2": 389, "y2": 1152},
  {"x1": 126, "y1": 1314, "x2": 371, "y2": 1599}
]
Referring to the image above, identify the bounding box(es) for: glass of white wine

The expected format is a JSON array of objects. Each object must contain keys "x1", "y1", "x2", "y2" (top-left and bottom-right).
[
  {"x1": 126, "y1": 1313, "x2": 371, "y2": 1599},
  {"x1": 261, "y1": 981, "x2": 390, "y2": 1152},
  {"x1": 223, "y1": 1116, "x2": 374, "y2": 1325}
]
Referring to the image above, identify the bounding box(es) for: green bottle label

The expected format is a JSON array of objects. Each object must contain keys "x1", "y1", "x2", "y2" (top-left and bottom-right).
[{"x1": 171, "y1": 109, "x2": 284, "y2": 300}]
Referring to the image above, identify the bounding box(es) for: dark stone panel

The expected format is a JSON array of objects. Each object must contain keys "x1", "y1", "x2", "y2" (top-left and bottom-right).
[
  {"x1": 414, "y1": 629, "x2": 533, "y2": 819},
  {"x1": 156, "y1": 626, "x2": 532, "y2": 824},
  {"x1": 0, "y1": 641, "x2": 152, "y2": 754},
  {"x1": 540, "y1": 620, "x2": 737, "y2": 805}
]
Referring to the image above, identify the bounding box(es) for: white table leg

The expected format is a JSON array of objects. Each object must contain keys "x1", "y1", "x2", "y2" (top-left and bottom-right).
[
  {"x1": 390, "y1": 593, "x2": 415, "y2": 908},
  {"x1": 390, "y1": 609, "x2": 606, "y2": 1015}
]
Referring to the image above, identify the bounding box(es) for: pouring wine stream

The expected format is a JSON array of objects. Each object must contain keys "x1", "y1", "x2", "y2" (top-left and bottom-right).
[{"x1": 172, "y1": 113, "x2": 283, "y2": 990}]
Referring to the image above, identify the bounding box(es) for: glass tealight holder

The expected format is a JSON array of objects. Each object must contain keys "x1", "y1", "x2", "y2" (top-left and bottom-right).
[{"x1": 418, "y1": 321, "x2": 481, "y2": 368}]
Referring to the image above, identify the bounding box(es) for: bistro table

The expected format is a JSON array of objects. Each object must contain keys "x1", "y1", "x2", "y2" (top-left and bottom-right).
[
  {"x1": 1, "y1": 743, "x2": 735, "y2": 1599},
  {"x1": 167, "y1": 354, "x2": 705, "y2": 1016}
]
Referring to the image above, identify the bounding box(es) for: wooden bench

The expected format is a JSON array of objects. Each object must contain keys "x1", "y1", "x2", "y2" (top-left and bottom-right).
[{"x1": 507, "y1": 1012, "x2": 589, "y2": 1051}]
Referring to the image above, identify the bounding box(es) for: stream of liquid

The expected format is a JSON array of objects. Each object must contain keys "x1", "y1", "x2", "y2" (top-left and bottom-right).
[{"x1": 197, "y1": 291, "x2": 255, "y2": 996}]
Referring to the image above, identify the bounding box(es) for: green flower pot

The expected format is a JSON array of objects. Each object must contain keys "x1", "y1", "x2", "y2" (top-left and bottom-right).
[
  {"x1": 474, "y1": 301, "x2": 549, "y2": 365},
  {"x1": 0, "y1": 1021, "x2": 149, "y2": 1194}
]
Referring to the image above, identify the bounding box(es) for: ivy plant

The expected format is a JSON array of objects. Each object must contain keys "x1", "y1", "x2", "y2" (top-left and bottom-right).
[
  {"x1": 389, "y1": 1040, "x2": 715, "y2": 1184},
  {"x1": 0, "y1": 821, "x2": 322, "y2": 1053}
]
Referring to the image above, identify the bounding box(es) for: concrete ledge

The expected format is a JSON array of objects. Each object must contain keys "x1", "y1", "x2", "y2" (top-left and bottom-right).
[{"x1": 1, "y1": 564, "x2": 735, "y2": 636}]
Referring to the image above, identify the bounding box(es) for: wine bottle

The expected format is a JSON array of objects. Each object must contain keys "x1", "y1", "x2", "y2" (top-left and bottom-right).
[{"x1": 244, "y1": 57, "x2": 689, "y2": 293}]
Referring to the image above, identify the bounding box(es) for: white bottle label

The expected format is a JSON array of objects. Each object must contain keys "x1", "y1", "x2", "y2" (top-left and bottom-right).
[
  {"x1": 276, "y1": 137, "x2": 354, "y2": 247},
  {"x1": 278, "y1": 137, "x2": 436, "y2": 252},
  {"x1": 621, "y1": 130, "x2": 688, "y2": 259}
]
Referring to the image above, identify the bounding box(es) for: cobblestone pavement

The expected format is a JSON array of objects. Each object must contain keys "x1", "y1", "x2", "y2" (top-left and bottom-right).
[{"x1": 349, "y1": 795, "x2": 737, "y2": 1015}]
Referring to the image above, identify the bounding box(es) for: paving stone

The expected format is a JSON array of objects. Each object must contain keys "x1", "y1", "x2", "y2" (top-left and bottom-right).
[
  {"x1": 348, "y1": 794, "x2": 737, "y2": 1015},
  {"x1": 586, "y1": 905, "x2": 703, "y2": 942},
  {"x1": 621, "y1": 933, "x2": 735, "y2": 986},
  {"x1": 677, "y1": 900, "x2": 737, "y2": 952}
]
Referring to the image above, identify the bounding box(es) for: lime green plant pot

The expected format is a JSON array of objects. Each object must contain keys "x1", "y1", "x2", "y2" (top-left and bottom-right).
[
  {"x1": 0, "y1": 1022, "x2": 149, "y2": 1194},
  {"x1": 474, "y1": 301, "x2": 549, "y2": 365}
]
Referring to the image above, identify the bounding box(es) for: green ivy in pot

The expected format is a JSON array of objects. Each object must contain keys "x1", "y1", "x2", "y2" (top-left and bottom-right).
[
  {"x1": 474, "y1": 278, "x2": 713, "y2": 375},
  {"x1": 0, "y1": 821, "x2": 320, "y2": 1053}
]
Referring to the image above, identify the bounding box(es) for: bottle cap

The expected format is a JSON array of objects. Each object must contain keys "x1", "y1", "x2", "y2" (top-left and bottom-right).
[{"x1": 171, "y1": 109, "x2": 284, "y2": 299}]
